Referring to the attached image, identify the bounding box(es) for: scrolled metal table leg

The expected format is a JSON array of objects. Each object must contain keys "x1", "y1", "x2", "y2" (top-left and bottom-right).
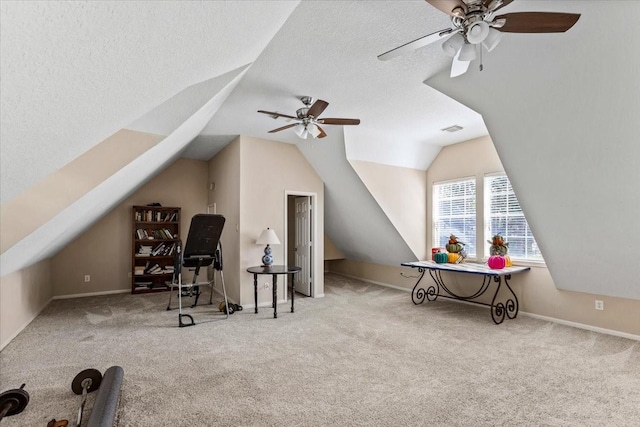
[
  {"x1": 490, "y1": 276, "x2": 506, "y2": 325},
  {"x1": 504, "y1": 274, "x2": 519, "y2": 319},
  {"x1": 411, "y1": 268, "x2": 427, "y2": 304}
]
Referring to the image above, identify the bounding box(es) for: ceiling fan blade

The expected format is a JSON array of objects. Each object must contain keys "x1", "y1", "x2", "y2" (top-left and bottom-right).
[
  {"x1": 318, "y1": 118, "x2": 361, "y2": 126},
  {"x1": 484, "y1": 0, "x2": 513, "y2": 13},
  {"x1": 257, "y1": 110, "x2": 297, "y2": 120},
  {"x1": 316, "y1": 125, "x2": 327, "y2": 139},
  {"x1": 496, "y1": 12, "x2": 581, "y2": 33},
  {"x1": 378, "y1": 28, "x2": 455, "y2": 61},
  {"x1": 307, "y1": 99, "x2": 329, "y2": 118},
  {"x1": 425, "y1": 0, "x2": 466, "y2": 17},
  {"x1": 268, "y1": 124, "x2": 297, "y2": 133},
  {"x1": 450, "y1": 50, "x2": 470, "y2": 78}
]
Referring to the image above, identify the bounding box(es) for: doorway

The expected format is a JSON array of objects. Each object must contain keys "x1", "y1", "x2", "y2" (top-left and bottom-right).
[{"x1": 285, "y1": 192, "x2": 314, "y2": 297}]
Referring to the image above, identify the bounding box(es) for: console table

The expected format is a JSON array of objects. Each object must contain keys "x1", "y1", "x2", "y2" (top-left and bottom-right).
[
  {"x1": 401, "y1": 261, "x2": 530, "y2": 324},
  {"x1": 247, "y1": 265, "x2": 301, "y2": 318}
]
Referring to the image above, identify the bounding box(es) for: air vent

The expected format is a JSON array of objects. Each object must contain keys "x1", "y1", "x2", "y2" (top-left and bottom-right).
[{"x1": 441, "y1": 125, "x2": 463, "y2": 133}]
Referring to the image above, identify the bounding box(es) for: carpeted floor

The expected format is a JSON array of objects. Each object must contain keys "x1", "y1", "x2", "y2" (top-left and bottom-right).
[{"x1": 1, "y1": 273, "x2": 639, "y2": 426}]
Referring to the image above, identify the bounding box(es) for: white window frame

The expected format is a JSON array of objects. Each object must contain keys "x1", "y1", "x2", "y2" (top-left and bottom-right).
[
  {"x1": 483, "y1": 173, "x2": 545, "y2": 265},
  {"x1": 432, "y1": 177, "x2": 477, "y2": 258}
]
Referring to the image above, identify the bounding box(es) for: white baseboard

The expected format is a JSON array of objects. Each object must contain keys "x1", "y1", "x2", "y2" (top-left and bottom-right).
[
  {"x1": 331, "y1": 272, "x2": 640, "y2": 342},
  {"x1": 332, "y1": 272, "x2": 413, "y2": 293},
  {"x1": 0, "y1": 297, "x2": 53, "y2": 351},
  {"x1": 53, "y1": 289, "x2": 130, "y2": 300},
  {"x1": 519, "y1": 311, "x2": 640, "y2": 342}
]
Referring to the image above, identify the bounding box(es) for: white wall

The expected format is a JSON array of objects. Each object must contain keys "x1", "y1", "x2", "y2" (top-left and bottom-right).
[{"x1": 426, "y1": 1, "x2": 640, "y2": 300}]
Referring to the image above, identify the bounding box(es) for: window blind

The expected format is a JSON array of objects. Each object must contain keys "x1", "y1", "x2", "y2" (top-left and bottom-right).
[
  {"x1": 484, "y1": 174, "x2": 543, "y2": 262},
  {"x1": 433, "y1": 178, "x2": 476, "y2": 257}
]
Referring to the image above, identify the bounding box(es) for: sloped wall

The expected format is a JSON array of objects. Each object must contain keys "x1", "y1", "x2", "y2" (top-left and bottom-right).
[
  {"x1": 0, "y1": 259, "x2": 52, "y2": 350},
  {"x1": 0, "y1": 130, "x2": 163, "y2": 254},
  {"x1": 425, "y1": 1, "x2": 640, "y2": 300},
  {"x1": 349, "y1": 160, "x2": 428, "y2": 260},
  {"x1": 51, "y1": 159, "x2": 208, "y2": 297},
  {"x1": 297, "y1": 130, "x2": 416, "y2": 266},
  {"x1": 332, "y1": 136, "x2": 640, "y2": 336}
]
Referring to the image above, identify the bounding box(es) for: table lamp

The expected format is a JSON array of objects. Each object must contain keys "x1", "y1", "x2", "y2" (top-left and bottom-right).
[{"x1": 256, "y1": 228, "x2": 280, "y2": 266}]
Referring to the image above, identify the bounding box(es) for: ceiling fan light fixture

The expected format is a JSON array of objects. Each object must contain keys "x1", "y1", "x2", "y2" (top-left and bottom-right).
[
  {"x1": 442, "y1": 33, "x2": 464, "y2": 57},
  {"x1": 308, "y1": 123, "x2": 321, "y2": 138},
  {"x1": 458, "y1": 42, "x2": 477, "y2": 61},
  {"x1": 294, "y1": 123, "x2": 308, "y2": 139},
  {"x1": 466, "y1": 21, "x2": 490, "y2": 44},
  {"x1": 482, "y1": 27, "x2": 503, "y2": 52}
]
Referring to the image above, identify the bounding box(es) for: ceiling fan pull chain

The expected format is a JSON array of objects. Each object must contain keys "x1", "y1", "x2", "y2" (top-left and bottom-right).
[{"x1": 479, "y1": 44, "x2": 483, "y2": 72}]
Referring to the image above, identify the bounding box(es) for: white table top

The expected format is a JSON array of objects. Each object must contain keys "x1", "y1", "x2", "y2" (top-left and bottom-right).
[{"x1": 401, "y1": 260, "x2": 530, "y2": 277}]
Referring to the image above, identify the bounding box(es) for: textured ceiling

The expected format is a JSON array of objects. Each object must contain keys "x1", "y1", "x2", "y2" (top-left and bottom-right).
[
  {"x1": 0, "y1": 0, "x2": 299, "y2": 204},
  {"x1": 202, "y1": 0, "x2": 487, "y2": 167},
  {"x1": 1, "y1": 0, "x2": 491, "y2": 206}
]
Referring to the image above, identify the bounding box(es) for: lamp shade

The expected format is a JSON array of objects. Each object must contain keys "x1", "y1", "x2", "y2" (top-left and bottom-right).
[
  {"x1": 482, "y1": 27, "x2": 503, "y2": 52},
  {"x1": 294, "y1": 123, "x2": 308, "y2": 139},
  {"x1": 256, "y1": 228, "x2": 280, "y2": 245},
  {"x1": 458, "y1": 42, "x2": 477, "y2": 61},
  {"x1": 308, "y1": 123, "x2": 321, "y2": 138},
  {"x1": 466, "y1": 21, "x2": 489, "y2": 44},
  {"x1": 442, "y1": 33, "x2": 464, "y2": 57}
]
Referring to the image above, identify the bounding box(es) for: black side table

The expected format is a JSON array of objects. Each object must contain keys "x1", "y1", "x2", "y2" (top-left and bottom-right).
[{"x1": 247, "y1": 265, "x2": 301, "y2": 318}]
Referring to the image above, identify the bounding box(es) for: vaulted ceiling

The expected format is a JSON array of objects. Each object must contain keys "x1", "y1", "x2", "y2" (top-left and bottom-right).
[
  {"x1": 1, "y1": 0, "x2": 488, "y2": 204},
  {"x1": 2, "y1": 1, "x2": 638, "y2": 300}
]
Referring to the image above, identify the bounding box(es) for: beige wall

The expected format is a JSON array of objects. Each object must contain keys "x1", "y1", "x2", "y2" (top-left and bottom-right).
[
  {"x1": 330, "y1": 136, "x2": 640, "y2": 336},
  {"x1": 350, "y1": 160, "x2": 428, "y2": 260},
  {"x1": 0, "y1": 259, "x2": 52, "y2": 349},
  {"x1": 1, "y1": 130, "x2": 162, "y2": 253},
  {"x1": 51, "y1": 158, "x2": 209, "y2": 296},
  {"x1": 239, "y1": 136, "x2": 324, "y2": 304},
  {"x1": 208, "y1": 137, "x2": 242, "y2": 303},
  {"x1": 324, "y1": 234, "x2": 345, "y2": 261}
]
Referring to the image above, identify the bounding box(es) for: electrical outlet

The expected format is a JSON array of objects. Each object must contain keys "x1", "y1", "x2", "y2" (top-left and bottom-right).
[
  {"x1": 595, "y1": 300, "x2": 604, "y2": 311},
  {"x1": 263, "y1": 282, "x2": 269, "y2": 290},
  {"x1": 84, "y1": 275, "x2": 91, "y2": 283},
  {"x1": 127, "y1": 272, "x2": 132, "y2": 278}
]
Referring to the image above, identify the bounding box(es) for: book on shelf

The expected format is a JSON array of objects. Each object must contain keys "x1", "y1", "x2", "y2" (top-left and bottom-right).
[{"x1": 151, "y1": 242, "x2": 165, "y2": 256}]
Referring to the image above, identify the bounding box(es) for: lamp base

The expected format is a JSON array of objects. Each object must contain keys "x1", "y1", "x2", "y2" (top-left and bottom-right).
[{"x1": 261, "y1": 245, "x2": 274, "y2": 266}]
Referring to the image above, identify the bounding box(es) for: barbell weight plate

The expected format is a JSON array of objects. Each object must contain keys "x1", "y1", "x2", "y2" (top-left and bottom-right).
[
  {"x1": 71, "y1": 368, "x2": 102, "y2": 395},
  {"x1": 0, "y1": 387, "x2": 30, "y2": 416}
]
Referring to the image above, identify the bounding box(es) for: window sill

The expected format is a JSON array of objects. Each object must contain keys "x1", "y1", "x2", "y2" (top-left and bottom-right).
[{"x1": 480, "y1": 257, "x2": 547, "y2": 268}]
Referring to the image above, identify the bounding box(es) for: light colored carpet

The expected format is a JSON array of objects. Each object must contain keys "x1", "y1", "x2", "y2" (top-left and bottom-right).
[{"x1": 1, "y1": 273, "x2": 639, "y2": 426}]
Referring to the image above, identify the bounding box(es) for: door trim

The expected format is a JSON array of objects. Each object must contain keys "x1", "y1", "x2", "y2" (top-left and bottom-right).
[{"x1": 284, "y1": 190, "x2": 318, "y2": 299}]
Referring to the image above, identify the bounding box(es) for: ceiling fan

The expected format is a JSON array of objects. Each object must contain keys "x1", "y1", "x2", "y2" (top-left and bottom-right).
[
  {"x1": 257, "y1": 96, "x2": 360, "y2": 139},
  {"x1": 378, "y1": 0, "x2": 581, "y2": 77}
]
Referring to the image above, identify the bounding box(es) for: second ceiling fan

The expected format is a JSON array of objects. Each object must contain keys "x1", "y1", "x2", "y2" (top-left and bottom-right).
[
  {"x1": 258, "y1": 97, "x2": 360, "y2": 139},
  {"x1": 378, "y1": 0, "x2": 581, "y2": 77}
]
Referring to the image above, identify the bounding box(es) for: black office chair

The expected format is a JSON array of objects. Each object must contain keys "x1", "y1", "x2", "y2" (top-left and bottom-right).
[{"x1": 166, "y1": 214, "x2": 229, "y2": 327}]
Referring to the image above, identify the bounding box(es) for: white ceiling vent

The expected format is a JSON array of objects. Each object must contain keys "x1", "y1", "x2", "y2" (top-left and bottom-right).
[{"x1": 441, "y1": 125, "x2": 463, "y2": 133}]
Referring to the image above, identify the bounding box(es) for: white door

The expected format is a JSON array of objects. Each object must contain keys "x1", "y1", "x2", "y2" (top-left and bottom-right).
[{"x1": 294, "y1": 196, "x2": 312, "y2": 296}]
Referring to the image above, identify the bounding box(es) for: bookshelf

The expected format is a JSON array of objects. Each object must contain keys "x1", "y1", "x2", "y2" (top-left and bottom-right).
[{"x1": 131, "y1": 205, "x2": 181, "y2": 294}]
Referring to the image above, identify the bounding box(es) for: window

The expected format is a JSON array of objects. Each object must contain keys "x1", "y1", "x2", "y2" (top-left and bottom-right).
[
  {"x1": 433, "y1": 178, "x2": 476, "y2": 257},
  {"x1": 484, "y1": 174, "x2": 543, "y2": 262}
]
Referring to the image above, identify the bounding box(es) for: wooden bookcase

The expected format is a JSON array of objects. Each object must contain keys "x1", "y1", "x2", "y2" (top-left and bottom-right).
[{"x1": 131, "y1": 205, "x2": 181, "y2": 294}]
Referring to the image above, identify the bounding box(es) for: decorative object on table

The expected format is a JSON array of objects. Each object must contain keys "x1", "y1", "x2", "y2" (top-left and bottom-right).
[
  {"x1": 431, "y1": 247, "x2": 441, "y2": 261},
  {"x1": 487, "y1": 255, "x2": 507, "y2": 269},
  {"x1": 445, "y1": 234, "x2": 466, "y2": 263},
  {"x1": 256, "y1": 228, "x2": 280, "y2": 266},
  {"x1": 487, "y1": 234, "x2": 510, "y2": 269},
  {"x1": 434, "y1": 251, "x2": 449, "y2": 264}
]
